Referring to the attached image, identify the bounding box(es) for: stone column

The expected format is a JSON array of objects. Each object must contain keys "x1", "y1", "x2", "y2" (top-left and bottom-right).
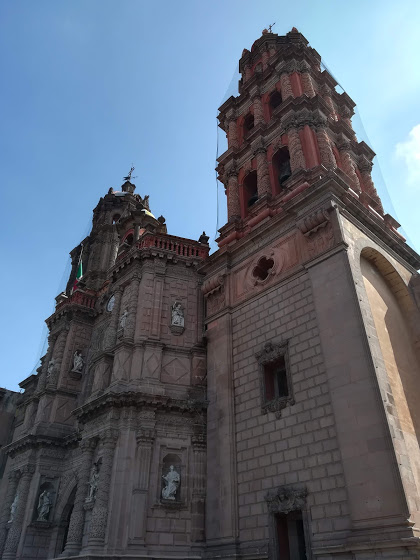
[
  {"x1": 3, "y1": 465, "x2": 35, "y2": 560},
  {"x1": 359, "y1": 158, "x2": 384, "y2": 214},
  {"x1": 316, "y1": 127, "x2": 337, "y2": 169},
  {"x1": 341, "y1": 106, "x2": 357, "y2": 141},
  {"x1": 261, "y1": 49, "x2": 269, "y2": 70},
  {"x1": 300, "y1": 63, "x2": 315, "y2": 97},
  {"x1": 125, "y1": 273, "x2": 141, "y2": 341},
  {"x1": 62, "y1": 438, "x2": 97, "y2": 556},
  {"x1": 244, "y1": 65, "x2": 252, "y2": 82},
  {"x1": 226, "y1": 117, "x2": 238, "y2": 150},
  {"x1": 109, "y1": 230, "x2": 119, "y2": 268},
  {"x1": 38, "y1": 332, "x2": 57, "y2": 393},
  {"x1": 104, "y1": 288, "x2": 123, "y2": 350},
  {"x1": 226, "y1": 169, "x2": 240, "y2": 221},
  {"x1": 339, "y1": 142, "x2": 361, "y2": 192},
  {"x1": 280, "y1": 72, "x2": 293, "y2": 99},
  {"x1": 252, "y1": 93, "x2": 264, "y2": 126},
  {"x1": 47, "y1": 327, "x2": 69, "y2": 389},
  {"x1": 321, "y1": 84, "x2": 337, "y2": 121},
  {"x1": 255, "y1": 146, "x2": 271, "y2": 196},
  {"x1": 191, "y1": 433, "x2": 206, "y2": 542},
  {"x1": 88, "y1": 430, "x2": 118, "y2": 548},
  {"x1": 287, "y1": 127, "x2": 306, "y2": 171},
  {"x1": 0, "y1": 470, "x2": 21, "y2": 557}
]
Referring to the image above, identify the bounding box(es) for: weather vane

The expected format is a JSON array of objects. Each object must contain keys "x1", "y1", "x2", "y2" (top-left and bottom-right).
[
  {"x1": 123, "y1": 165, "x2": 138, "y2": 182},
  {"x1": 268, "y1": 22, "x2": 275, "y2": 33}
]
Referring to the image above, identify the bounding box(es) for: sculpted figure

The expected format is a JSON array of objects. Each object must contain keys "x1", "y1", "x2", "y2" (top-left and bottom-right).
[
  {"x1": 88, "y1": 462, "x2": 99, "y2": 500},
  {"x1": 119, "y1": 309, "x2": 128, "y2": 329},
  {"x1": 37, "y1": 490, "x2": 52, "y2": 521},
  {"x1": 171, "y1": 302, "x2": 184, "y2": 327},
  {"x1": 47, "y1": 358, "x2": 55, "y2": 377},
  {"x1": 161, "y1": 465, "x2": 180, "y2": 500},
  {"x1": 73, "y1": 350, "x2": 84, "y2": 373},
  {"x1": 9, "y1": 493, "x2": 18, "y2": 522}
]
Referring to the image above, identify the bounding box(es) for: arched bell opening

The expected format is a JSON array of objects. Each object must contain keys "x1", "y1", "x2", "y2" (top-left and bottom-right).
[
  {"x1": 269, "y1": 90, "x2": 282, "y2": 117},
  {"x1": 242, "y1": 171, "x2": 258, "y2": 216},
  {"x1": 272, "y1": 147, "x2": 291, "y2": 193}
]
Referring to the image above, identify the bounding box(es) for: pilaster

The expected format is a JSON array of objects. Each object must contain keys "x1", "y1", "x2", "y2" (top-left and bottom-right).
[
  {"x1": 3, "y1": 464, "x2": 35, "y2": 560},
  {"x1": 0, "y1": 470, "x2": 21, "y2": 557}
]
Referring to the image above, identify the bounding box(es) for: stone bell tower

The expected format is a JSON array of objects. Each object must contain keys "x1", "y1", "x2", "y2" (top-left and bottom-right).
[
  {"x1": 202, "y1": 28, "x2": 420, "y2": 560},
  {"x1": 0, "y1": 174, "x2": 209, "y2": 559}
]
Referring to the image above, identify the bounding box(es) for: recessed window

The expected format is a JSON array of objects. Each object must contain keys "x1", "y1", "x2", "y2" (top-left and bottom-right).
[
  {"x1": 270, "y1": 90, "x2": 282, "y2": 111},
  {"x1": 244, "y1": 113, "x2": 255, "y2": 134},
  {"x1": 264, "y1": 356, "x2": 288, "y2": 401},
  {"x1": 256, "y1": 342, "x2": 294, "y2": 417}
]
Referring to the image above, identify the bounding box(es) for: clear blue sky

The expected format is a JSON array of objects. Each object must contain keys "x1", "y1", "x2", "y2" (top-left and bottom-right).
[{"x1": 1, "y1": 0, "x2": 420, "y2": 391}]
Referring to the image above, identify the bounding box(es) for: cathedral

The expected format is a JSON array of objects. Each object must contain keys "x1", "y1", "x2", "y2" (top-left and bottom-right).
[{"x1": 1, "y1": 27, "x2": 420, "y2": 560}]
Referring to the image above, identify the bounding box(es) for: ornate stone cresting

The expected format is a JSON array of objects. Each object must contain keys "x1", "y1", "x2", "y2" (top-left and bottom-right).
[{"x1": 265, "y1": 485, "x2": 307, "y2": 514}]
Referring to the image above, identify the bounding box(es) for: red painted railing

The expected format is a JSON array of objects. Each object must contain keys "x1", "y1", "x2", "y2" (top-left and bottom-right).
[{"x1": 56, "y1": 290, "x2": 96, "y2": 311}]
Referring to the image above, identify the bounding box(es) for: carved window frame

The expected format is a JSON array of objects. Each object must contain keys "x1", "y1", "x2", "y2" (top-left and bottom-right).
[{"x1": 256, "y1": 341, "x2": 294, "y2": 418}]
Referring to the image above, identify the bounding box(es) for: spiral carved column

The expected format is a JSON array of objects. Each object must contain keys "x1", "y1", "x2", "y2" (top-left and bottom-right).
[
  {"x1": 340, "y1": 143, "x2": 361, "y2": 192},
  {"x1": 300, "y1": 63, "x2": 315, "y2": 97},
  {"x1": 226, "y1": 170, "x2": 241, "y2": 220},
  {"x1": 280, "y1": 73, "x2": 293, "y2": 99},
  {"x1": 287, "y1": 128, "x2": 306, "y2": 171},
  {"x1": 255, "y1": 147, "x2": 271, "y2": 196},
  {"x1": 88, "y1": 430, "x2": 118, "y2": 548},
  {"x1": 359, "y1": 159, "x2": 384, "y2": 214},
  {"x1": 62, "y1": 438, "x2": 97, "y2": 556},
  {"x1": 227, "y1": 117, "x2": 238, "y2": 150},
  {"x1": 316, "y1": 128, "x2": 337, "y2": 169},
  {"x1": 253, "y1": 94, "x2": 264, "y2": 126},
  {"x1": 3, "y1": 465, "x2": 35, "y2": 560},
  {"x1": 0, "y1": 470, "x2": 21, "y2": 557}
]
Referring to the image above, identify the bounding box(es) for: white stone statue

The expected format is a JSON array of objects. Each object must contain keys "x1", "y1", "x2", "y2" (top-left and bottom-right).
[
  {"x1": 72, "y1": 350, "x2": 84, "y2": 373},
  {"x1": 119, "y1": 309, "x2": 128, "y2": 329},
  {"x1": 87, "y1": 462, "x2": 99, "y2": 500},
  {"x1": 161, "y1": 465, "x2": 180, "y2": 501},
  {"x1": 37, "y1": 490, "x2": 52, "y2": 521},
  {"x1": 46, "y1": 358, "x2": 55, "y2": 377},
  {"x1": 171, "y1": 302, "x2": 184, "y2": 327},
  {"x1": 9, "y1": 493, "x2": 18, "y2": 522}
]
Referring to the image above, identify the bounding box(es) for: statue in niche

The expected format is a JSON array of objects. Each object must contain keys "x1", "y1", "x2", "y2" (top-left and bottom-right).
[
  {"x1": 9, "y1": 492, "x2": 18, "y2": 522},
  {"x1": 171, "y1": 302, "x2": 184, "y2": 327},
  {"x1": 37, "y1": 490, "x2": 52, "y2": 521},
  {"x1": 46, "y1": 358, "x2": 55, "y2": 377},
  {"x1": 119, "y1": 309, "x2": 128, "y2": 329},
  {"x1": 72, "y1": 350, "x2": 84, "y2": 373},
  {"x1": 87, "y1": 462, "x2": 100, "y2": 500},
  {"x1": 161, "y1": 465, "x2": 180, "y2": 500}
]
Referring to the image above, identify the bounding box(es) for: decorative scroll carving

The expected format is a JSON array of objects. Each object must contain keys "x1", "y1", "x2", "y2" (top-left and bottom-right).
[
  {"x1": 265, "y1": 486, "x2": 307, "y2": 514},
  {"x1": 297, "y1": 208, "x2": 335, "y2": 259}
]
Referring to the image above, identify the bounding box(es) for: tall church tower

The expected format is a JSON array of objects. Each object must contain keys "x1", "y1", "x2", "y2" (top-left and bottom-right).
[
  {"x1": 202, "y1": 28, "x2": 420, "y2": 559},
  {"x1": 0, "y1": 177, "x2": 209, "y2": 559}
]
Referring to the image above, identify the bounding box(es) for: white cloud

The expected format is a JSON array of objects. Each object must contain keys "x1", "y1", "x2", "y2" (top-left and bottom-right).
[{"x1": 395, "y1": 124, "x2": 420, "y2": 187}]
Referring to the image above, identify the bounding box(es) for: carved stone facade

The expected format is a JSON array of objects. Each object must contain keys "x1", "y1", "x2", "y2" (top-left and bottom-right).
[{"x1": 1, "y1": 27, "x2": 420, "y2": 560}]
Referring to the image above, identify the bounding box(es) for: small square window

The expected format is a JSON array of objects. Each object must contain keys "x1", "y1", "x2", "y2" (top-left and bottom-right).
[{"x1": 256, "y1": 342, "x2": 294, "y2": 417}]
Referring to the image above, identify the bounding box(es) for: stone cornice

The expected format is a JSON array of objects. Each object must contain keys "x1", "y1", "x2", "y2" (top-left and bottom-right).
[
  {"x1": 4, "y1": 432, "x2": 79, "y2": 458},
  {"x1": 74, "y1": 390, "x2": 208, "y2": 424}
]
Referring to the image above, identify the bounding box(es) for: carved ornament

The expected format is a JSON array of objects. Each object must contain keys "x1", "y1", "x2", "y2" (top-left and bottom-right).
[{"x1": 265, "y1": 486, "x2": 307, "y2": 514}]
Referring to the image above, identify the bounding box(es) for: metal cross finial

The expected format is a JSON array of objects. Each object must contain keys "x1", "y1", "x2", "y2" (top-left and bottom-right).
[
  {"x1": 123, "y1": 165, "x2": 137, "y2": 182},
  {"x1": 268, "y1": 22, "x2": 275, "y2": 33}
]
